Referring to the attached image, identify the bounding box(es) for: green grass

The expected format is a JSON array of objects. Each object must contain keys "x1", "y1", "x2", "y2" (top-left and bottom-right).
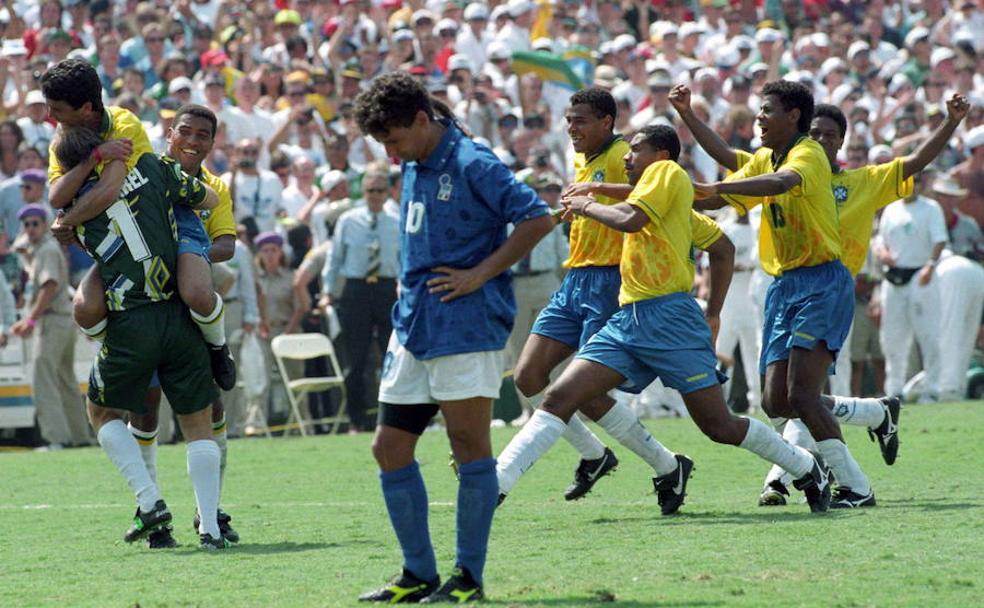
[{"x1": 2, "y1": 402, "x2": 983, "y2": 607}]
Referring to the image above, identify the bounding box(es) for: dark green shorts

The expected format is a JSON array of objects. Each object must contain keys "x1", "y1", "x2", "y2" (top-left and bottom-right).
[{"x1": 88, "y1": 299, "x2": 218, "y2": 415}]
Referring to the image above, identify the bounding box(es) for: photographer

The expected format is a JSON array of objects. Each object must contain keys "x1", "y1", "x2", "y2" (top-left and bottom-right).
[{"x1": 223, "y1": 138, "x2": 284, "y2": 233}]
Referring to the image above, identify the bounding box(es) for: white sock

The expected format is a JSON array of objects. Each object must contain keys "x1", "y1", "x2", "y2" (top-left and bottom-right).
[
  {"x1": 213, "y1": 415, "x2": 228, "y2": 494},
  {"x1": 81, "y1": 318, "x2": 108, "y2": 342},
  {"x1": 769, "y1": 416, "x2": 789, "y2": 433},
  {"x1": 128, "y1": 423, "x2": 158, "y2": 485},
  {"x1": 763, "y1": 419, "x2": 814, "y2": 488},
  {"x1": 97, "y1": 419, "x2": 161, "y2": 513},
  {"x1": 187, "y1": 439, "x2": 221, "y2": 537},
  {"x1": 190, "y1": 294, "x2": 226, "y2": 346},
  {"x1": 739, "y1": 417, "x2": 813, "y2": 478},
  {"x1": 496, "y1": 409, "x2": 567, "y2": 495},
  {"x1": 816, "y1": 438, "x2": 871, "y2": 495},
  {"x1": 597, "y1": 401, "x2": 677, "y2": 476},
  {"x1": 830, "y1": 396, "x2": 886, "y2": 429},
  {"x1": 562, "y1": 414, "x2": 606, "y2": 461}
]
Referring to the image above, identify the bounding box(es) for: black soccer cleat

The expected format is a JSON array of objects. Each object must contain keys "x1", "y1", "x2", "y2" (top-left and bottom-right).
[
  {"x1": 830, "y1": 487, "x2": 877, "y2": 509},
  {"x1": 868, "y1": 397, "x2": 901, "y2": 466},
  {"x1": 564, "y1": 447, "x2": 619, "y2": 501},
  {"x1": 652, "y1": 454, "x2": 694, "y2": 516},
  {"x1": 199, "y1": 532, "x2": 232, "y2": 550},
  {"x1": 359, "y1": 568, "x2": 440, "y2": 603},
  {"x1": 209, "y1": 343, "x2": 237, "y2": 391},
  {"x1": 793, "y1": 453, "x2": 832, "y2": 513},
  {"x1": 420, "y1": 566, "x2": 484, "y2": 604},
  {"x1": 147, "y1": 525, "x2": 177, "y2": 549},
  {"x1": 496, "y1": 493, "x2": 507, "y2": 508},
  {"x1": 758, "y1": 479, "x2": 790, "y2": 507},
  {"x1": 194, "y1": 509, "x2": 240, "y2": 543},
  {"x1": 123, "y1": 499, "x2": 172, "y2": 543}
]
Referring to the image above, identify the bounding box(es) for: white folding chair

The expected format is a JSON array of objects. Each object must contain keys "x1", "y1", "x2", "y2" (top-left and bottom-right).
[{"x1": 270, "y1": 333, "x2": 348, "y2": 436}]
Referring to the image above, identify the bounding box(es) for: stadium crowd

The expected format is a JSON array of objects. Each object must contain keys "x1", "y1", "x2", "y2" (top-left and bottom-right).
[{"x1": 0, "y1": 0, "x2": 981, "y2": 452}]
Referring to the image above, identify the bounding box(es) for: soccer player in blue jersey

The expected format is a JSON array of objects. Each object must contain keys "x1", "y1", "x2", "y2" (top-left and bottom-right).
[{"x1": 353, "y1": 72, "x2": 553, "y2": 604}]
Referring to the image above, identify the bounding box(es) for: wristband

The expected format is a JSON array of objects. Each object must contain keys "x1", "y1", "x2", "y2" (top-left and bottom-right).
[
  {"x1": 93, "y1": 148, "x2": 103, "y2": 163},
  {"x1": 25, "y1": 318, "x2": 36, "y2": 328}
]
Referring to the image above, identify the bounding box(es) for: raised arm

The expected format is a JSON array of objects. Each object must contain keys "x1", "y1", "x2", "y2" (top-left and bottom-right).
[
  {"x1": 701, "y1": 170, "x2": 801, "y2": 198},
  {"x1": 49, "y1": 138, "x2": 133, "y2": 209},
  {"x1": 901, "y1": 93, "x2": 969, "y2": 181},
  {"x1": 669, "y1": 84, "x2": 740, "y2": 172}
]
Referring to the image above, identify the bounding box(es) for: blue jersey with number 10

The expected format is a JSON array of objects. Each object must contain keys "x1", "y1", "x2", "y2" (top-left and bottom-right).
[{"x1": 395, "y1": 120, "x2": 548, "y2": 360}]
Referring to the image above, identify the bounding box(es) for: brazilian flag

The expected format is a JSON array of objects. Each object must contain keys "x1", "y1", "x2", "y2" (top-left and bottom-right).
[{"x1": 511, "y1": 50, "x2": 586, "y2": 91}]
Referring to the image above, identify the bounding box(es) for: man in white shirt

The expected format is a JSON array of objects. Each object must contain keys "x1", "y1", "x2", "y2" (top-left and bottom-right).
[
  {"x1": 876, "y1": 179, "x2": 949, "y2": 401},
  {"x1": 221, "y1": 77, "x2": 274, "y2": 163},
  {"x1": 281, "y1": 156, "x2": 321, "y2": 220},
  {"x1": 17, "y1": 90, "x2": 55, "y2": 152},
  {"x1": 456, "y1": 3, "x2": 492, "y2": 74},
  {"x1": 495, "y1": 0, "x2": 534, "y2": 53},
  {"x1": 223, "y1": 139, "x2": 284, "y2": 233}
]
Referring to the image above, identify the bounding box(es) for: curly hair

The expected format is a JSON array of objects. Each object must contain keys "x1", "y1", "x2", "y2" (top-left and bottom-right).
[
  {"x1": 52, "y1": 125, "x2": 102, "y2": 172},
  {"x1": 761, "y1": 80, "x2": 814, "y2": 133},
  {"x1": 354, "y1": 71, "x2": 435, "y2": 136},
  {"x1": 40, "y1": 58, "x2": 105, "y2": 114},
  {"x1": 173, "y1": 104, "x2": 218, "y2": 139},
  {"x1": 638, "y1": 124, "x2": 681, "y2": 162},
  {"x1": 813, "y1": 103, "x2": 847, "y2": 139},
  {"x1": 569, "y1": 87, "x2": 617, "y2": 123}
]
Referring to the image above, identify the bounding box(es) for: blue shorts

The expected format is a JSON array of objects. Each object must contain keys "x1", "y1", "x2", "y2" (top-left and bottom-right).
[
  {"x1": 577, "y1": 292, "x2": 727, "y2": 395},
  {"x1": 531, "y1": 266, "x2": 621, "y2": 349},
  {"x1": 760, "y1": 260, "x2": 853, "y2": 375},
  {"x1": 174, "y1": 204, "x2": 211, "y2": 260}
]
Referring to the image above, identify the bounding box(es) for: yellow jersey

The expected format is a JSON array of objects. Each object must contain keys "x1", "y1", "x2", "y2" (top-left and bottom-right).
[
  {"x1": 197, "y1": 166, "x2": 237, "y2": 241},
  {"x1": 48, "y1": 106, "x2": 154, "y2": 183},
  {"x1": 722, "y1": 137, "x2": 840, "y2": 276},
  {"x1": 620, "y1": 160, "x2": 695, "y2": 305},
  {"x1": 833, "y1": 159, "x2": 913, "y2": 276},
  {"x1": 567, "y1": 136, "x2": 629, "y2": 268},
  {"x1": 691, "y1": 211, "x2": 723, "y2": 250}
]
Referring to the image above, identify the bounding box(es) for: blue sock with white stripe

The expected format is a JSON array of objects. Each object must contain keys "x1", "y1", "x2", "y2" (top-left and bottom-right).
[
  {"x1": 455, "y1": 457, "x2": 498, "y2": 586},
  {"x1": 380, "y1": 461, "x2": 437, "y2": 582}
]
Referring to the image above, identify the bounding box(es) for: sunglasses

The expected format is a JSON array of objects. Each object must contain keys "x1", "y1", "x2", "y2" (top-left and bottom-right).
[
  {"x1": 365, "y1": 187, "x2": 387, "y2": 194},
  {"x1": 21, "y1": 219, "x2": 42, "y2": 227}
]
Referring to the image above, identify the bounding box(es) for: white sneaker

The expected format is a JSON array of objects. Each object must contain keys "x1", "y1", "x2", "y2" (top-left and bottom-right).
[{"x1": 34, "y1": 443, "x2": 65, "y2": 452}]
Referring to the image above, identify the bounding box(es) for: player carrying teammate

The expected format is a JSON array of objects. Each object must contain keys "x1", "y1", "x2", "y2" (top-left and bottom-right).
[
  {"x1": 353, "y1": 72, "x2": 553, "y2": 603},
  {"x1": 47, "y1": 112, "x2": 227, "y2": 549},
  {"x1": 500, "y1": 124, "x2": 832, "y2": 518}
]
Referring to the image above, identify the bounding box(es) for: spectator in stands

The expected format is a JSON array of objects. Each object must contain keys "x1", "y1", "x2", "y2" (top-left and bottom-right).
[
  {"x1": 225, "y1": 138, "x2": 284, "y2": 233},
  {"x1": 0, "y1": 119, "x2": 24, "y2": 180}
]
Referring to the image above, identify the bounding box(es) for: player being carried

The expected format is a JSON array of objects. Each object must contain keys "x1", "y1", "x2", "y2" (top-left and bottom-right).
[{"x1": 499, "y1": 124, "x2": 833, "y2": 519}]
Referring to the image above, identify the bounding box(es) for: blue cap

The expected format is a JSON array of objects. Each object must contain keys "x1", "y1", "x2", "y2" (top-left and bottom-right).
[
  {"x1": 254, "y1": 231, "x2": 283, "y2": 248},
  {"x1": 18, "y1": 203, "x2": 47, "y2": 221},
  {"x1": 19, "y1": 168, "x2": 46, "y2": 184}
]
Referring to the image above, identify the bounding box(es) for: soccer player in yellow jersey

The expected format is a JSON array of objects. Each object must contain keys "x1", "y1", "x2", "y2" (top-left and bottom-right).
[
  {"x1": 672, "y1": 83, "x2": 972, "y2": 507},
  {"x1": 499, "y1": 125, "x2": 832, "y2": 516}
]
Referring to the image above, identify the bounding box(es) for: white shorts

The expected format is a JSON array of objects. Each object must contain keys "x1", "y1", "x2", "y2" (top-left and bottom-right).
[{"x1": 378, "y1": 332, "x2": 506, "y2": 404}]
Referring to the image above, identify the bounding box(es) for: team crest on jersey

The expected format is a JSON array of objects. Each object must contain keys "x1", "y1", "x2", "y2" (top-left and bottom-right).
[
  {"x1": 833, "y1": 185, "x2": 849, "y2": 205},
  {"x1": 437, "y1": 174, "x2": 453, "y2": 201},
  {"x1": 199, "y1": 209, "x2": 212, "y2": 220},
  {"x1": 592, "y1": 170, "x2": 605, "y2": 182}
]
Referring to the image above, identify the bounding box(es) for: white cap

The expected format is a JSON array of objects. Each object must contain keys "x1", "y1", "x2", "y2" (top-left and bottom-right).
[
  {"x1": 613, "y1": 34, "x2": 637, "y2": 52},
  {"x1": 905, "y1": 26, "x2": 930, "y2": 47},
  {"x1": 645, "y1": 59, "x2": 671, "y2": 75},
  {"x1": 649, "y1": 21, "x2": 678, "y2": 40},
  {"x1": 878, "y1": 56, "x2": 907, "y2": 81},
  {"x1": 599, "y1": 41, "x2": 614, "y2": 55},
  {"x1": 830, "y1": 83, "x2": 856, "y2": 105},
  {"x1": 868, "y1": 144, "x2": 893, "y2": 164},
  {"x1": 966, "y1": 125, "x2": 984, "y2": 151},
  {"x1": 933, "y1": 176, "x2": 969, "y2": 197},
  {"x1": 487, "y1": 41, "x2": 511, "y2": 60},
  {"x1": 507, "y1": 0, "x2": 533, "y2": 17},
  {"x1": 448, "y1": 54, "x2": 472, "y2": 72},
  {"x1": 746, "y1": 62, "x2": 769, "y2": 75},
  {"x1": 930, "y1": 46, "x2": 956, "y2": 68},
  {"x1": 24, "y1": 90, "x2": 45, "y2": 106},
  {"x1": 489, "y1": 4, "x2": 509, "y2": 21},
  {"x1": 754, "y1": 28, "x2": 782, "y2": 44},
  {"x1": 694, "y1": 67, "x2": 718, "y2": 83},
  {"x1": 811, "y1": 32, "x2": 831, "y2": 48},
  {"x1": 436, "y1": 18, "x2": 458, "y2": 32},
  {"x1": 732, "y1": 35, "x2": 755, "y2": 51},
  {"x1": 463, "y1": 2, "x2": 489, "y2": 20},
  {"x1": 392, "y1": 28, "x2": 415, "y2": 42},
  {"x1": 411, "y1": 9, "x2": 435, "y2": 25},
  {"x1": 847, "y1": 41, "x2": 870, "y2": 61},
  {"x1": 532, "y1": 37, "x2": 553, "y2": 52},
  {"x1": 887, "y1": 73, "x2": 912, "y2": 95},
  {"x1": 593, "y1": 65, "x2": 619, "y2": 88},
  {"x1": 715, "y1": 46, "x2": 740, "y2": 68},
  {"x1": 321, "y1": 170, "x2": 348, "y2": 192},
  {"x1": 679, "y1": 22, "x2": 703, "y2": 39},
  {"x1": 819, "y1": 57, "x2": 847, "y2": 80},
  {"x1": 168, "y1": 76, "x2": 193, "y2": 94}
]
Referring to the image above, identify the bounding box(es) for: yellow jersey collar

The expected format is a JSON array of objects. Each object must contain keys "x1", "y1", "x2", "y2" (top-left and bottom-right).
[{"x1": 586, "y1": 134, "x2": 623, "y2": 164}]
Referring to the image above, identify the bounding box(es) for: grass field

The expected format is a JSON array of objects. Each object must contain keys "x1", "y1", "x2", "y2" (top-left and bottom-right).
[{"x1": 2, "y1": 401, "x2": 983, "y2": 607}]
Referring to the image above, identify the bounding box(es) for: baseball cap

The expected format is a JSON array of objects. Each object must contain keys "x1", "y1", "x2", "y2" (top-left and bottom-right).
[
  {"x1": 411, "y1": 9, "x2": 435, "y2": 25},
  {"x1": 254, "y1": 231, "x2": 284, "y2": 248},
  {"x1": 17, "y1": 203, "x2": 46, "y2": 220},
  {"x1": 754, "y1": 28, "x2": 782, "y2": 44},
  {"x1": 320, "y1": 169, "x2": 347, "y2": 192},
  {"x1": 24, "y1": 90, "x2": 45, "y2": 106},
  {"x1": 593, "y1": 65, "x2": 619, "y2": 88},
  {"x1": 392, "y1": 28, "x2": 415, "y2": 42},
  {"x1": 200, "y1": 48, "x2": 229, "y2": 67},
  {"x1": 447, "y1": 54, "x2": 472, "y2": 72},
  {"x1": 930, "y1": 47, "x2": 956, "y2": 69},
  {"x1": 274, "y1": 9, "x2": 302, "y2": 26},
  {"x1": 847, "y1": 41, "x2": 870, "y2": 61},
  {"x1": 463, "y1": 3, "x2": 489, "y2": 20},
  {"x1": 507, "y1": 0, "x2": 533, "y2": 18},
  {"x1": 932, "y1": 176, "x2": 968, "y2": 198},
  {"x1": 965, "y1": 125, "x2": 984, "y2": 151},
  {"x1": 19, "y1": 170, "x2": 46, "y2": 185},
  {"x1": 168, "y1": 76, "x2": 193, "y2": 94},
  {"x1": 904, "y1": 27, "x2": 930, "y2": 47}
]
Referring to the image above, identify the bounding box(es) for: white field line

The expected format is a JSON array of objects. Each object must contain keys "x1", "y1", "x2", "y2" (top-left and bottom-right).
[{"x1": 0, "y1": 501, "x2": 457, "y2": 510}]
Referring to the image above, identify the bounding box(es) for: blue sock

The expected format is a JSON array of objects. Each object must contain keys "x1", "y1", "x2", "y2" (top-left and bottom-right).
[
  {"x1": 380, "y1": 461, "x2": 437, "y2": 582},
  {"x1": 455, "y1": 457, "x2": 498, "y2": 586}
]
